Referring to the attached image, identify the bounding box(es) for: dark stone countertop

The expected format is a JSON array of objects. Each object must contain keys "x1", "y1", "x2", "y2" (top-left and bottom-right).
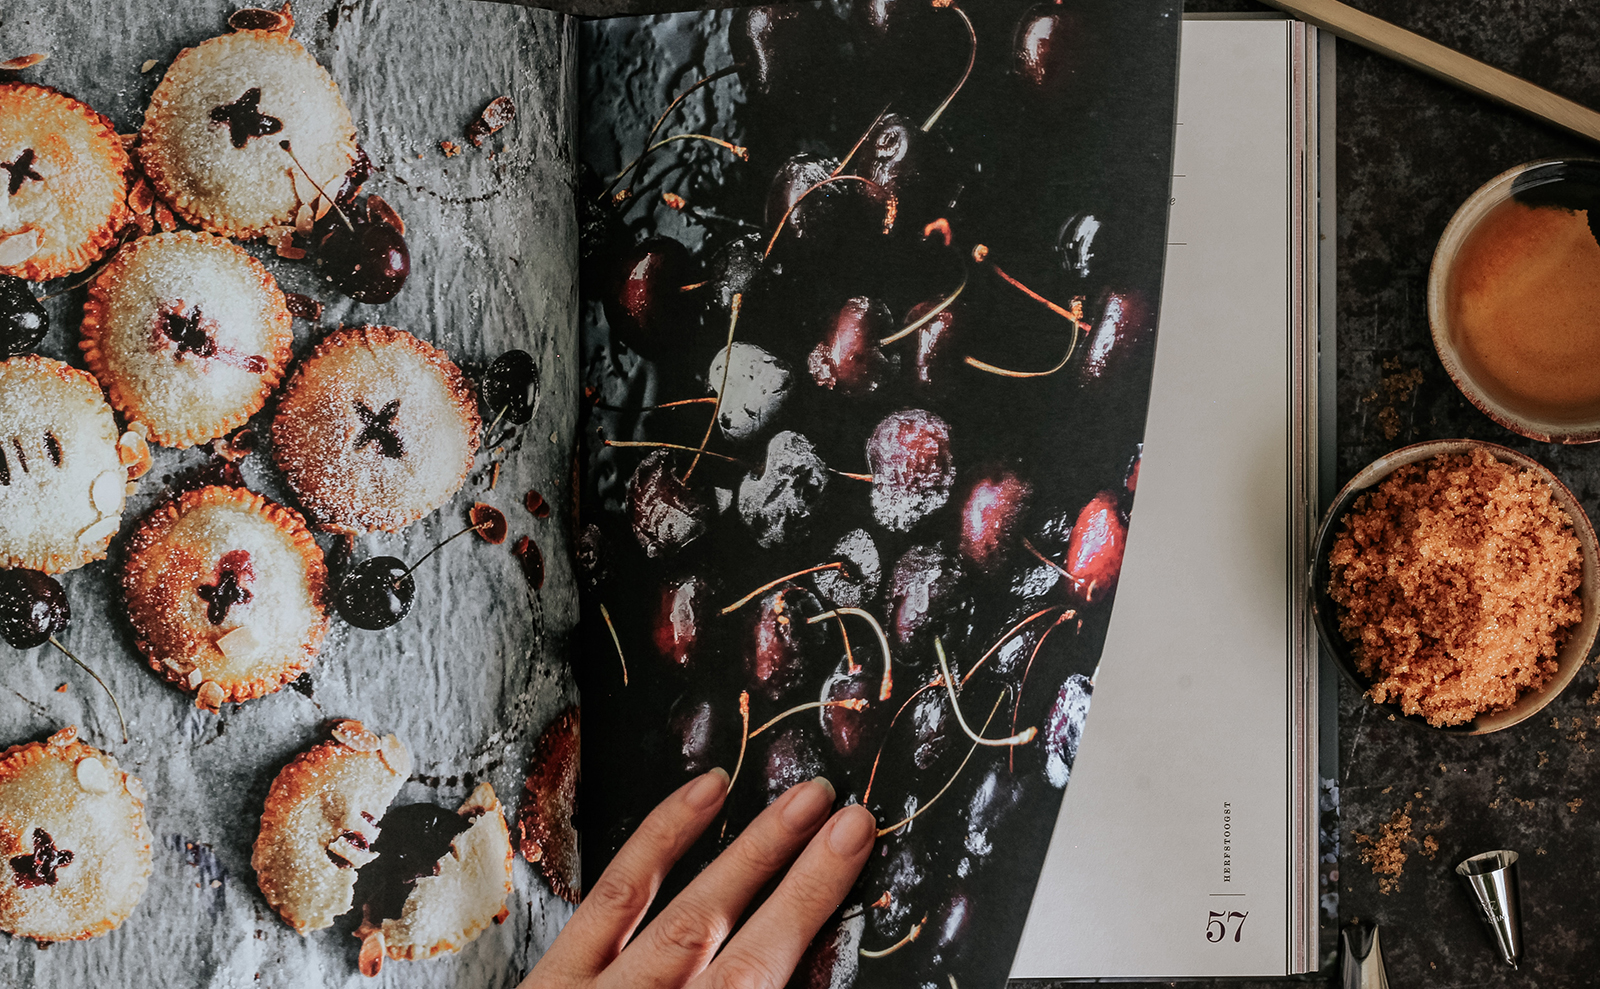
[{"x1": 540, "y1": 0, "x2": 1600, "y2": 983}]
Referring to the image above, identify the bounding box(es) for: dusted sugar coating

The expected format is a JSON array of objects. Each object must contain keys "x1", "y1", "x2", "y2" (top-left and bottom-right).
[
  {"x1": 271, "y1": 326, "x2": 481, "y2": 533},
  {"x1": 356, "y1": 783, "x2": 515, "y2": 964},
  {"x1": 0, "y1": 727, "x2": 152, "y2": 942},
  {"x1": 0, "y1": 356, "x2": 131, "y2": 573},
  {"x1": 81, "y1": 232, "x2": 293, "y2": 448},
  {"x1": 1328, "y1": 449, "x2": 1584, "y2": 727},
  {"x1": 138, "y1": 29, "x2": 358, "y2": 239},
  {"x1": 252, "y1": 721, "x2": 412, "y2": 934},
  {"x1": 122, "y1": 485, "x2": 328, "y2": 711},
  {"x1": 0, "y1": 83, "x2": 131, "y2": 281}
]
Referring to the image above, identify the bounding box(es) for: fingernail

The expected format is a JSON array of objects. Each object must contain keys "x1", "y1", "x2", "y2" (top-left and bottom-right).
[
  {"x1": 780, "y1": 777, "x2": 835, "y2": 832},
  {"x1": 687, "y1": 767, "x2": 730, "y2": 810},
  {"x1": 827, "y1": 805, "x2": 876, "y2": 856}
]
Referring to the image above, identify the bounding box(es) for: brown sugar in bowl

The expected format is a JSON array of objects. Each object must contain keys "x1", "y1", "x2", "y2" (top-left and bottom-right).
[{"x1": 1310, "y1": 439, "x2": 1600, "y2": 735}]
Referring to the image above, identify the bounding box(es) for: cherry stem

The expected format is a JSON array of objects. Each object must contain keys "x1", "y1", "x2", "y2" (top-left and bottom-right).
[
  {"x1": 960, "y1": 606, "x2": 1062, "y2": 687},
  {"x1": 593, "y1": 396, "x2": 717, "y2": 413},
  {"x1": 486, "y1": 405, "x2": 509, "y2": 436},
  {"x1": 833, "y1": 102, "x2": 894, "y2": 178},
  {"x1": 721, "y1": 562, "x2": 846, "y2": 615},
  {"x1": 727, "y1": 690, "x2": 751, "y2": 793},
  {"x1": 748, "y1": 698, "x2": 868, "y2": 740},
  {"x1": 600, "y1": 603, "x2": 629, "y2": 687},
  {"x1": 875, "y1": 689, "x2": 1007, "y2": 837},
  {"x1": 603, "y1": 439, "x2": 745, "y2": 466},
  {"x1": 835, "y1": 614, "x2": 858, "y2": 674},
  {"x1": 49, "y1": 636, "x2": 126, "y2": 743},
  {"x1": 920, "y1": 2, "x2": 976, "y2": 132},
  {"x1": 935, "y1": 638, "x2": 1038, "y2": 747},
  {"x1": 403, "y1": 521, "x2": 492, "y2": 578},
  {"x1": 808, "y1": 608, "x2": 893, "y2": 700},
  {"x1": 859, "y1": 915, "x2": 927, "y2": 958},
  {"x1": 604, "y1": 64, "x2": 741, "y2": 199},
  {"x1": 686, "y1": 293, "x2": 743, "y2": 485},
  {"x1": 678, "y1": 280, "x2": 709, "y2": 292},
  {"x1": 607, "y1": 133, "x2": 749, "y2": 192},
  {"x1": 829, "y1": 469, "x2": 875, "y2": 482},
  {"x1": 964, "y1": 246, "x2": 1090, "y2": 378},
  {"x1": 879, "y1": 269, "x2": 968, "y2": 346},
  {"x1": 279, "y1": 139, "x2": 353, "y2": 233},
  {"x1": 1009, "y1": 610, "x2": 1075, "y2": 770},
  {"x1": 1020, "y1": 536, "x2": 1092, "y2": 598},
  {"x1": 763, "y1": 176, "x2": 898, "y2": 259},
  {"x1": 863, "y1": 677, "x2": 944, "y2": 804}
]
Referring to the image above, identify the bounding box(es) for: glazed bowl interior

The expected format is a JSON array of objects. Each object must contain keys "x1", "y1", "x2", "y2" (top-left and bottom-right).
[
  {"x1": 1310, "y1": 439, "x2": 1600, "y2": 735},
  {"x1": 1428, "y1": 159, "x2": 1600, "y2": 444}
]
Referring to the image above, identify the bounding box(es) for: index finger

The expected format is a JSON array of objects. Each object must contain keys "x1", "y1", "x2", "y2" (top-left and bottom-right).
[{"x1": 528, "y1": 768, "x2": 729, "y2": 984}]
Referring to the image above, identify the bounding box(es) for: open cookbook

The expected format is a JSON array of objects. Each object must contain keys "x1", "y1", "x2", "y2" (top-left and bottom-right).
[{"x1": 0, "y1": 0, "x2": 1244, "y2": 986}]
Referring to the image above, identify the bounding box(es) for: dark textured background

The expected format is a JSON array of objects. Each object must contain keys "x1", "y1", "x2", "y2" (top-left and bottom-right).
[{"x1": 537, "y1": 0, "x2": 1600, "y2": 984}]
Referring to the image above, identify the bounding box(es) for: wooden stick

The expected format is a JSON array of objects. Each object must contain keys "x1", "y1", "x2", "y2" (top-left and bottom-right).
[{"x1": 1259, "y1": 0, "x2": 1600, "y2": 145}]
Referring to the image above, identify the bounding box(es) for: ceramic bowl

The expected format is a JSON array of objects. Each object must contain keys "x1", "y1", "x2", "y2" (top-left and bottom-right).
[
  {"x1": 1428, "y1": 159, "x2": 1600, "y2": 443},
  {"x1": 1310, "y1": 439, "x2": 1600, "y2": 734}
]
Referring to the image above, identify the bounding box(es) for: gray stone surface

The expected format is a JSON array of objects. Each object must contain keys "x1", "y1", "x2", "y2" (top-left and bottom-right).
[{"x1": 0, "y1": 2, "x2": 578, "y2": 986}]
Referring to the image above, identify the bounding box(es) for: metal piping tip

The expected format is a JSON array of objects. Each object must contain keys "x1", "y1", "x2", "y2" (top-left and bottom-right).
[
  {"x1": 1339, "y1": 923, "x2": 1390, "y2": 989},
  {"x1": 1456, "y1": 849, "x2": 1522, "y2": 967}
]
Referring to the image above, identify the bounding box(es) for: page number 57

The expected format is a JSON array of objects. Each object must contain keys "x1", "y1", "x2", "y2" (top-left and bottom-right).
[{"x1": 1205, "y1": 911, "x2": 1248, "y2": 943}]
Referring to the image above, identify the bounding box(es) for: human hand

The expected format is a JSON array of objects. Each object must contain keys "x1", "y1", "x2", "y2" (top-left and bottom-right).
[{"x1": 521, "y1": 769, "x2": 877, "y2": 989}]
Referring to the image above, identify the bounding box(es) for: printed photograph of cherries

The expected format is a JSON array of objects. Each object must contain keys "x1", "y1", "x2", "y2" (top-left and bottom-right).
[{"x1": 576, "y1": 2, "x2": 1181, "y2": 986}]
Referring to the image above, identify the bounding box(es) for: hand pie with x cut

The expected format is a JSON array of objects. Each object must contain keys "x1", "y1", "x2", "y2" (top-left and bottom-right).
[
  {"x1": 0, "y1": 356, "x2": 140, "y2": 573},
  {"x1": 253, "y1": 721, "x2": 411, "y2": 935},
  {"x1": 0, "y1": 727, "x2": 153, "y2": 943},
  {"x1": 272, "y1": 325, "x2": 480, "y2": 534},
  {"x1": 80, "y1": 232, "x2": 293, "y2": 449},
  {"x1": 0, "y1": 83, "x2": 132, "y2": 281},
  {"x1": 138, "y1": 14, "x2": 358, "y2": 240},
  {"x1": 121, "y1": 485, "x2": 328, "y2": 712},
  {"x1": 353, "y1": 783, "x2": 515, "y2": 977}
]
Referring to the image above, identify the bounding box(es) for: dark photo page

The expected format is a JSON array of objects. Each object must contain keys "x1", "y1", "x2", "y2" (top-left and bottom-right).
[{"x1": 576, "y1": 3, "x2": 1182, "y2": 987}]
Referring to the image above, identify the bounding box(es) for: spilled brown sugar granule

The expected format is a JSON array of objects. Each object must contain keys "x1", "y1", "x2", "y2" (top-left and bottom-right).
[
  {"x1": 1329, "y1": 448, "x2": 1583, "y2": 727},
  {"x1": 1354, "y1": 802, "x2": 1415, "y2": 895},
  {"x1": 1570, "y1": 798, "x2": 1584, "y2": 813}
]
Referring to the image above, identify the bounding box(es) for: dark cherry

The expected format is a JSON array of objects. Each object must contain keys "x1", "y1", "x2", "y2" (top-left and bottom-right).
[
  {"x1": 1, "y1": 275, "x2": 47, "y2": 358},
  {"x1": 1014, "y1": 1, "x2": 1082, "y2": 89},
  {"x1": 481, "y1": 349, "x2": 540, "y2": 425},
  {"x1": 706, "y1": 234, "x2": 765, "y2": 316},
  {"x1": 730, "y1": 5, "x2": 823, "y2": 99},
  {"x1": 963, "y1": 763, "x2": 1029, "y2": 858},
  {"x1": 317, "y1": 215, "x2": 410, "y2": 304},
  {"x1": 914, "y1": 887, "x2": 975, "y2": 978},
  {"x1": 0, "y1": 568, "x2": 70, "y2": 650},
  {"x1": 334, "y1": 557, "x2": 414, "y2": 630},
  {"x1": 908, "y1": 686, "x2": 951, "y2": 771},
  {"x1": 1055, "y1": 211, "x2": 1104, "y2": 280},
  {"x1": 652, "y1": 576, "x2": 712, "y2": 670},
  {"x1": 746, "y1": 584, "x2": 826, "y2": 701},
  {"x1": 1078, "y1": 289, "x2": 1153, "y2": 387},
  {"x1": 904, "y1": 298, "x2": 965, "y2": 393},
  {"x1": 668, "y1": 692, "x2": 736, "y2": 776},
  {"x1": 626, "y1": 450, "x2": 712, "y2": 558},
  {"x1": 852, "y1": 112, "x2": 955, "y2": 230},
  {"x1": 10, "y1": 828, "x2": 73, "y2": 889},
  {"x1": 790, "y1": 911, "x2": 864, "y2": 989},
  {"x1": 957, "y1": 469, "x2": 1033, "y2": 573},
  {"x1": 765, "y1": 153, "x2": 838, "y2": 238},
  {"x1": 808, "y1": 297, "x2": 893, "y2": 397},
  {"x1": 352, "y1": 802, "x2": 471, "y2": 923},
  {"x1": 820, "y1": 659, "x2": 883, "y2": 762},
  {"x1": 887, "y1": 544, "x2": 972, "y2": 662},
  {"x1": 760, "y1": 725, "x2": 826, "y2": 804},
  {"x1": 814, "y1": 528, "x2": 882, "y2": 610},
  {"x1": 736, "y1": 430, "x2": 829, "y2": 549},
  {"x1": 1124, "y1": 444, "x2": 1142, "y2": 496},
  {"x1": 854, "y1": 0, "x2": 932, "y2": 41},
  {"x1": 863, "y1": 838, "x2": 929, "y2": 943},
  {"x1": 602, "y1": 236, "x2": 695, "y2": 356},
  {"x1": 866, "y1": 409, "x2": 955, "y2": 532},
  {"x1": 1062, "y1": 489, "x2": 1128, "y2": 606},
  {"x1": 574, "y1": 523, "x2": 608, "y2": 590},
  {"x1": 1043, "y1": 673, "x2": 1093, "y2": 787}
]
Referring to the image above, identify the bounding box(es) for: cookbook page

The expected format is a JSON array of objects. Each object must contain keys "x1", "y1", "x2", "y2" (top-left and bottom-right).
[
  {"x1": 576, "y1": 3, "x2": 1180, "y2": 987},
  {"x1": 0, "y1": 3, "x2": 578, "y2": 987}
]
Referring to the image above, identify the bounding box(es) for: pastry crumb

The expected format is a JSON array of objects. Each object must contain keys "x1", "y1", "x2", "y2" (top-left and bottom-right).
[
  {"x1": 1570, "y1": 798, "x2": 1584, "y2": 813},
  {"x1": 439, "y1": 140, "x2": 461, "y2": 157}
]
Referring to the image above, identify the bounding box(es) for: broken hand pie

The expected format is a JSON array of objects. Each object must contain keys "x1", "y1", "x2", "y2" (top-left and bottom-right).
[
  {"x1": 0, "y1": 727, "x2": 153, "y2": 943},
  {"x1": 253, "y1": 722, "x2": 512, "y2": 976}
]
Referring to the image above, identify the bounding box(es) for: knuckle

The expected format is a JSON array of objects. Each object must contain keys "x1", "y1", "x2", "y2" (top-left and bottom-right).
[
  {"x1": 731, "y1": 827, "x2": 792, "y2": 877},
  {"x1": 653, "y1": 904, "x2": 729, "y2": 959},
  {"x1": 705, "y1": 950, "x2": 779, "y2": 989},
  {"x1": 780, "y1": 864, "x2": 836, "y2": 910},
  {"x1": 586, "y1": 872, "x2": 651, "y2": 920}
]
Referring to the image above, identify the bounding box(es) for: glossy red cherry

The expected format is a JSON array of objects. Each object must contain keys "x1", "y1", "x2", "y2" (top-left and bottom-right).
[
  {"x1": 626, "y1": 450, "x2": 712, "y2": 558},
  {"x1": 667, "y1": 692, "x2": 737, "y2": 776},
  {"x1": 820, "y1": 660, "x2": 883, "y2": 762},
  {"x1": 1062, "y1": 490, "x2": 1127, "y2": 605},
  {"x1": 957, "y1": 469, "x2": 1033, "y2": 573},
  {"x1": 0, "y1": 568, "x2": 69, "y2": 650},
  {"x1": 887, "y1": 543, "x2": 972, "y2": 660},
  {"x1": 908, "y1": 686, "x2": 952, "y2": 770},
  {"x1": 652, "y1": 576, "x2": 712, "y2": 670},
  {"x1": 746, "y1": 584, "x2": 826, "y2": 701},
  {"x1": 866, "y1": 409, "x2": 955, "y2": 532},
  {"x1": 903, "y1": 297, "x2": 965, "y2": 393},
  {"x1": 731, "y1": 5, "x2": 825, "y2": 99},
  {"x1": 318, "y1": 217, "x2": 409, "y2": 304},
  {"x1": 808, "y1": 297, "x2": 893, "y2": 397},
  {"x1": 1078, "y1": 289, "x2": 1153, "y2": 387},
  {"x1": 603, "y1": 237, "x2": 696, "y2": 356},
  {"x1": 853, "y1": 113, "x2": 955, "y2": 230},
  {"x1": 1014, "y1": 1, "x2": 1082, "y2": 89}
]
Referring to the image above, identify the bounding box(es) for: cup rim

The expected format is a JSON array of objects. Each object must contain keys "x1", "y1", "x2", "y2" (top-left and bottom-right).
[
  {"x1": 1310, "y1": 439, "x2": 1600, "y2": 735},
  {"x1": 1427, "y1": 158, "x2": 1600, "y2": 444}
]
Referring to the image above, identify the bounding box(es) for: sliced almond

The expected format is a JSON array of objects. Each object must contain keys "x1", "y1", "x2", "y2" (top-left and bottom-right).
[
  {"x1": 0, "y1": 229, "x2": 41, "y2": 267},
  {"x1": 195, "y1": 680, "x2": 225, "y2": 713},
  {"x1": 46, "y1": 727, "x2": 78, "y2": 748},
  {"x1": 215, "y1": 625, "x2": 259, "y2": 660},
  {"x1": 77, "y1": 515, "x2": 120, "y2": 548},
  {"x1": 186, "y1": 668, "x2": 204, "y2": 689},
  {"x1": 0, "y1": 54, "x2": 48, "y2": 71},
  {"x1": 124, "y1": 775, "x2": 146, "y2": 801},
  {"x1": 119, "y1": 431, "x2": 152, "y2": 480},
  {"x1": 92, "y1": 469, "x2": 126, "y2": 515},
  {"x1": 128, "y1": 179, "x2": 154, "y2": 214},
  {"x1": 75, "y1": 757, "x2": 112, "y2": 794},
  {"x1": 140, "y1": 59, "x2": 159, "y2": 74},
  {"x1": 332, "y1": 720, "x2": 380, "y2": 752},
  {"x1": 294, "y1": 202, "x2": 315, "y2": 235},
  {"x1": 378, "y1": 733, "x2": 411, "y2": 776},
  {"x1": 358, "y1": 930, "x2": 386, "y2": 977}
]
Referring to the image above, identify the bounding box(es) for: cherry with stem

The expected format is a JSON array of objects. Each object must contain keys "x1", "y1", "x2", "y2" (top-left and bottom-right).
[
  {"x1": 0, "y1": 569, "x2": 126, "y2": 741},
  {"x1": 919, "y1": 0, "x2": 977, "y2": 131},
  {"x1": 333, "y1": 520, "x2": 491, "y2": 630},
  {"x1": 963, "y1": 243, "x2": 1091, "y2": 378}
]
